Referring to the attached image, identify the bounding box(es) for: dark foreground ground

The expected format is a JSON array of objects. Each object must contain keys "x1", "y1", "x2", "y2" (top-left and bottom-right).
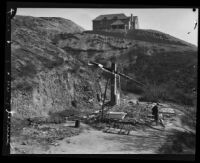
[{"x1": 10, "y1": 102, "x2": 195, "y2": 154}]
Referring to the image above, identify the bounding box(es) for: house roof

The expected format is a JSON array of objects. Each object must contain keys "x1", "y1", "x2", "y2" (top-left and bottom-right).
[
  {"x1": 111, "y1": 20, "x2": 125, "y2": 25},
  {"x1": 93, "y1": 13, "x2": 128, "y2": 21}
]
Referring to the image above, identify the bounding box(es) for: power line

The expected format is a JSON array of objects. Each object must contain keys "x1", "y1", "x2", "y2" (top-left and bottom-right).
[{"x1": 88, "y1": 61, "x2": 146, "y2": 87}]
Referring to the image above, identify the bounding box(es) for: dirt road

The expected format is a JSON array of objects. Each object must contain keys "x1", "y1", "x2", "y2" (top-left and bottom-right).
[
  {"x1": 10, "y1": 106, "x2": 195, "y2": 154},
  {"x1": 46, "y1": 123, "x2": 159, "y2": 154},
  {"x1": 46, "y1": 117, "x2": 193, "y2": 154}
]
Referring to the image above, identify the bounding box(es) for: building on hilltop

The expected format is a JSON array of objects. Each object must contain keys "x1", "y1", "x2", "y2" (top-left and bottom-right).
[{"x1": 92, "y1": 13, "x2": 139, "y2": 32}]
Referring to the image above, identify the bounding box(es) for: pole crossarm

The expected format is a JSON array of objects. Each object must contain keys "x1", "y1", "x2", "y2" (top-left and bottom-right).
[{"x1": 88, "y1": 61, "x2": 145, "y2": 87}]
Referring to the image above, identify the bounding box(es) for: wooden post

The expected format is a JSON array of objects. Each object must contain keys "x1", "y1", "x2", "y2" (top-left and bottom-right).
[
  {"x1": 116, "y1": 75, "x2": 120, "y2": 105},
  {"x1": 110, "y1": 62, "x2": 120, "y2": 106},
  {"x1": 110, "y1": 62, "x2": 116, "y2": 105},
  {"x1": 75, "y1": 120, "x2": 80, "y2": 128},
  {"x1": 101, "y1": 79, "x2": 110, "y2": 121}
]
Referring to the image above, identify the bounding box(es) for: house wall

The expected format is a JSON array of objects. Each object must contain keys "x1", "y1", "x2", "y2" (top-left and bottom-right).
[
  {"x1": 132, "y1": 17, "x2": 139, "y2": 29},
  {"x1": 93, "y1": 18, "x2": 130, "y2": 31}
]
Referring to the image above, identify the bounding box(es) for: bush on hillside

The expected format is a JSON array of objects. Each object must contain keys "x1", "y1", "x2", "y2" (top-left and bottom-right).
[
  {"x1": 15, "y1": 82, "x2": 34, "y2": 92},
  {"x1": 138, "y1": 81, "x2": 196, "y2": 106},
  {"x1": 158, "y1": 130, "x2": 195, "y2": 154},
  {"x1": 181, "y1": 106, "x2": 196, "y2": 131},
  {"x1": 171, "y1": 89, "x2": 195, "y2": 106},
  {"x1": 18, "y1": 62, "x2": 37, "y2": 78},
  {"x1": 124, "y1": 82, "x2": 144, "y2": 94},
  {"x1": 47, "y1": 109, "x2": 80, "y2": 124},
  {"x1": 138, "y1": 83, "x2": 170, "y2": 102}
]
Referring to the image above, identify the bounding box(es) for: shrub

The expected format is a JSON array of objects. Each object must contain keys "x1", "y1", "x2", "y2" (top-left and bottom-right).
[
  {"x1": 172, "y1": 89, "x2": 195, "y2": 106},
  {"x1": 47, "y1": 113, "x2": 65, "y2": 124},
  {"x1": 158, "y1": 130, "x2": 196, "y2": 154},
  {"x1": 138, "y1": 81, "x2": 195, "y2": 106},
  {"x1": 18, "y1": 62, "x2": 37, "y2": 78},
  {"x1": 125, "y1": 82, "x2": 144, "y2": 94},
  {"x1": 44, "y1": 58, "x2": 64, "y2": 69},
  {"x1": 180, "y1": 106, "x2": 196, "y2": 131},
  {"x1": 139, "y1": 84, "x2": 169, "y2": 102},
  {"x1": 47, "y1": 108, "x2": 80, "y2": 124},
  {"x1": 15, "y1": 81, "x2": 34, "y2": 91}
]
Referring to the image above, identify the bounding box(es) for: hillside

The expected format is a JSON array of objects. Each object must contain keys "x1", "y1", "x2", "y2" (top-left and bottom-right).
[
  {"x1": 52, "y1": 30, "x2": 197, "y2": 106},
  {"x1": 12, "y1": 15, "x2": 84, "y2": 35},
  {"x1": 84, "y1": 29, "x2": 197, "y2": 48},
  {"x1": 11, "y1": 15, "x2": 197, "y2": 119}
]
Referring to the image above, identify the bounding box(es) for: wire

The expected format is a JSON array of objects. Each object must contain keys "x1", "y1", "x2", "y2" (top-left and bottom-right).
[
  {"x1": 117, "y1": 72, "x2": 145, "y2": 87},
  {"x1": 88, "y1": 61, "x2": 146, "y2": 88}
]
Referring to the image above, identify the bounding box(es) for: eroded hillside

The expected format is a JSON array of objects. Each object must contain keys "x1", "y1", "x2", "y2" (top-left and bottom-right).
[{"x1": 11, "y1": 15, "x2": 197, "y2": 119}]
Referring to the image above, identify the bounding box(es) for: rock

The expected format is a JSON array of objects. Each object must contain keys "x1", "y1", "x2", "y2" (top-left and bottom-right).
[
  {"x1": 82, "y1": 116, "x2": 87, "y2": 119},
  {"x1": 50, "y1": 142, "x2": 59, "y2": 146},
  {"x1": 88, "y1": 98, "x2": 94, "y2": 103},
  {"x1": 21, "y1": 141, "x2": 27, "y2": 145},
  {"x1": 128, "y1": 99, "x2": 139, "y2": 105}
]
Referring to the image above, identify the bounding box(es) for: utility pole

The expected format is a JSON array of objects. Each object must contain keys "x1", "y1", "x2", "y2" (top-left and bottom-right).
[
  {"x1": 88, "y1": 61, "x2": 144, "y2": 107},
  {"x1": 116, "y1": 74, "x2": 120, "y2": 105},
  {"x1": 110, "y1": 62, "x2": 120, "y2": 106},
  {"x1": 101, "y1": 79, "x2": 110, "y2": 121}
]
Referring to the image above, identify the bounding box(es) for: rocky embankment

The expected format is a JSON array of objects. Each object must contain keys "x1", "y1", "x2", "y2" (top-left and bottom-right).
[{"x1": 11, "y1": 16, "x2": 136, "y2": 119}]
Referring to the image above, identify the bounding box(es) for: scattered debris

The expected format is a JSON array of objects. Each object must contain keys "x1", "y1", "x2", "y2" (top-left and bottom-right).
[
  {"x1": 21, "y1": 141, "x2": 27, "y2": 145},
  {"x1": 88, "y1": 98, "x2": 94, "y2": 103},
  {"x1": 51, "y1": 142, "x2": 59, "y2": 146},
  {"x1": 106, "y1": 112, "x2": 127, "y2": 120},
  {"x1": 10, "y1": 118, "x2": 81, "y2": 154},
  {"x1": 159, "y1": 107, "x2": 176, "y2": 118},
  {"x1": 128, "y1": 99, "x2": 139, "y2": 105}
]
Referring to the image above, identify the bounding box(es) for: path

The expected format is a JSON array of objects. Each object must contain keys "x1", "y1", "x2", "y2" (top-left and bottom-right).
[
  {"x1": 11, "y1": 106, "x2": 195, "y2": 154},
  {"x1": 46, "y1": 119, "x2": 186, "y2": 154}
]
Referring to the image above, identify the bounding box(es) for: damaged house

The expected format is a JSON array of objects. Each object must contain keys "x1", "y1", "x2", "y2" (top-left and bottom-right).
[{"x1": 92, "y1": 13, "x2": 139, "y2": 32}]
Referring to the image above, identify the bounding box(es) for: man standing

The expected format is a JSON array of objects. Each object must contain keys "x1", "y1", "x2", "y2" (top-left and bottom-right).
[{"x1": 152, "y1": 103, "x2": 159, "y2": 125}]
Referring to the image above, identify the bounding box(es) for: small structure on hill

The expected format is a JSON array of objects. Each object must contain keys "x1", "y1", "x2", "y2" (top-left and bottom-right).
[{"x1": 92, "y1": 13, "x2": 139, "y2": 32}]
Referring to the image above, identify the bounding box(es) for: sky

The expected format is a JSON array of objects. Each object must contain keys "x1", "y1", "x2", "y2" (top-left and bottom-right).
[{"x1": 16, "y1": 8, "x2": 198, "y2": 46}]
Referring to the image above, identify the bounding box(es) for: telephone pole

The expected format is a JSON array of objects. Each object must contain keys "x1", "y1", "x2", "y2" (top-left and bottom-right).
[{"x1": 110, "y1": 62, "x2": 120, "y2": 106}]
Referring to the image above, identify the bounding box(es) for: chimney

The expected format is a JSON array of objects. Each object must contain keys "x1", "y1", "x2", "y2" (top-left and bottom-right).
[
  {"x1": 130, "y1": 14, "x2": 133, "y2": 29},
  {"x1": 131, "y1": 14, "x2": 133, "y2": 22}
]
